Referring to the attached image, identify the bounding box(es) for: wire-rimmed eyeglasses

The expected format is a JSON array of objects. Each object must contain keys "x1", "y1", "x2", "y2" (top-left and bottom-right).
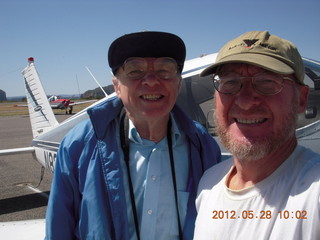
[
  {"x1": 122, "y1": 57, "x2": 179, "y2": 80},
  {"x1": 211, "y1": 72, "x2": 295, "y2": 95}
]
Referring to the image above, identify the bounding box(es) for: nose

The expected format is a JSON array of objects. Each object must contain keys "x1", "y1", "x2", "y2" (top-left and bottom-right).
[
  {"x1": 141, "y1": 71, "x2": 161, "y2": 87},
  {"x1": 234, "y1": 79, "x2": 260, "y2": 110}
]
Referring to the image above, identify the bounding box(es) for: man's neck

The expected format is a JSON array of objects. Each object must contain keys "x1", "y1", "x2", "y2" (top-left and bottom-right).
[
  {"x1": 128, "y1": 114, "x2": 170, "y2": 143},
  {"x1": 227, "y1": 137, "x2": 297, "y2": 190}
]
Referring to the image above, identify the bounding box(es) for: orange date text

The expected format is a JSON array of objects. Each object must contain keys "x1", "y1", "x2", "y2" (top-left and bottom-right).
[{"x1": 212, "y1": 210, "x2": 308, "y2": 220}]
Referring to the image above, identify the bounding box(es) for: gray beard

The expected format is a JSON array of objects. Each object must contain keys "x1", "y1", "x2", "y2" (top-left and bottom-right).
[{"x1": 215, "y1": 99, "x2": 299, "y2": 162}]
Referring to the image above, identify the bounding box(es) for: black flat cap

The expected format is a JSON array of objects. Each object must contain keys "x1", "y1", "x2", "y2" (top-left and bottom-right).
[{"x1": 108, "y1": 31, "x2": 186, "y2": 74}]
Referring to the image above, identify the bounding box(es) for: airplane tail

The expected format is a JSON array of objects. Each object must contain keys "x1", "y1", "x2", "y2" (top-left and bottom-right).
[{"x1": 22, "y1": 58, "x2": 59, "y2": 138}]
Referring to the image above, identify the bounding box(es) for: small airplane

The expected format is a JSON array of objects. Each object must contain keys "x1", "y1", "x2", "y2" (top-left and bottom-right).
[
  {"x1": 17, "y1": 57, "x2": 97, "y2": 114},
  {"x1": 47, "y1": 95, "x2": 74, "y2": 114},
  {"x1": 0, "y1": 54, "x2": 319, "y2": 238},
  {"x1": 17, "y1": 94, "x2": 96, "y2": 114},
  {"x1": 47, "y1": 95, "x2": 98, "y2": 114}
]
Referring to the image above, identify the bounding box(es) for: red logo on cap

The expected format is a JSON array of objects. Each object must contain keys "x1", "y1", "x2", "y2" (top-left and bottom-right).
[{"x1": 243, "y1": 39, "x2": 258, "y2": 48}]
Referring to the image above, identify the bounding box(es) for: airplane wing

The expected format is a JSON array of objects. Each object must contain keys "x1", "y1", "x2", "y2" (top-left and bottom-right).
[
  {"x1": 0, "y1": 147, "x2": 35, "y2": 156},
  {"x1": 0, "y1": 219, "x2": 45, "y2": 240},
  {"x1": 69, "y1": 99, "x2": 98, "y2": 106}
]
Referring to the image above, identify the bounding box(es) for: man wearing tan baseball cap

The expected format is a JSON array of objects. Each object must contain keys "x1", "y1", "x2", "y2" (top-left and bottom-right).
[{"x1": 194, "y1": 31, "x2": 320, "y2": 239}]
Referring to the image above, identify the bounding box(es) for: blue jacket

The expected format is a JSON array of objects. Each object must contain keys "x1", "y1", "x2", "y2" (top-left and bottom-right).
[{"x1": 45, "y1": 96, "x2": 221, "y2": 240}]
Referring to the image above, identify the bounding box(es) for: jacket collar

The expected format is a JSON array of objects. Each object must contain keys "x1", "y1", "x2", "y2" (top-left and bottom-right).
[
  {"x1": 87, "y1": 96, "x2": 201, "y2": 148},
  {"x1": 87, "y1": 96, "x2": 123, "y2": 140}
]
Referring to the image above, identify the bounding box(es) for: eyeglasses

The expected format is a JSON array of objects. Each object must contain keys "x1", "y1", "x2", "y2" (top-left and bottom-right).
[
  {"x1": 122, "y1": 57, "x2": 179, "y2": 80},
  {"x1": 212, "y1": 72, "x2": 294, "y2": 95}
]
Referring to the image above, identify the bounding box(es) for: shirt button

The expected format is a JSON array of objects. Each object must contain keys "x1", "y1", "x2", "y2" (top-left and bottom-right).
[
  {"x1": 147, "y1": 210, "x2": 153, "y2": 215},
  {"x1": 151, "y1": 175, "x2": 156, "y2": 181}
]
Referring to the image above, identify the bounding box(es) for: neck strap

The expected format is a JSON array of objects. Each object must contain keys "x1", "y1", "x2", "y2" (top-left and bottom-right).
[{"x1": 119, "y1": 110, "x2": 183, "y2": 239}]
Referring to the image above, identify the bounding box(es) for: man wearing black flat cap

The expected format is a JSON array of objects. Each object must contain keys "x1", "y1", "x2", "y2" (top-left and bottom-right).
[{"x1": 45, "y1": 31, "x2": 221, "y2": 240}]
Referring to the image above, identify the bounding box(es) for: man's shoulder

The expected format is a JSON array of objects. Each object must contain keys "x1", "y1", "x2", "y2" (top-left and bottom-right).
[
  {"x1": 294, "y1": 145, "x2": 320, "y2": 180},
  {"x1": 203, "y1": 158, "x2": 233, "y2": 177},
  {"x1": 198, "y1": 159, "x2": 233, "y2": 192},
  {"x1": 61, "y1": 119, "x2": 95, "y2": 147},
  {"x1": 295, "y1": 145, "x2": 320, "y2": 169}
]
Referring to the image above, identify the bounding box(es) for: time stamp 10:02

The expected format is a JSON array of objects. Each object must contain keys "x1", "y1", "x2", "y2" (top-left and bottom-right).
[{"x1": 212, "y1": 210, "x2": 308, "y2": 220}]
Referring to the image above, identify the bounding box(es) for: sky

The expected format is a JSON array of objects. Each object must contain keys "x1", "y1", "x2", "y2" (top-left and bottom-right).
[{"x1": 1, "y1": 0, "x2": 319, "y2": 97}]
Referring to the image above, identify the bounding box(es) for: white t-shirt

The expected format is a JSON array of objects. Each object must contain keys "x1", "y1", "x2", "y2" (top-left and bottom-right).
[{"x1": 194, "y1": 145, "x2": 320, "y2": 240}]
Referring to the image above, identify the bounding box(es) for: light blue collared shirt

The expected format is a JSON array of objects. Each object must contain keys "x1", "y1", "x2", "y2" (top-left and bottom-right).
[{"x1": 118, "y1": 114, "x2": 190, "y2": 240}]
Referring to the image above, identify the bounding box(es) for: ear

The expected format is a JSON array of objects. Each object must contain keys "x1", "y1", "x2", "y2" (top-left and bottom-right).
[
  {"x1": 112, "y1": 77, "x2": 121, "y2": 98},
  {"x1": 297, "y1": 85, "x2": 310, "y2": 113},
  {"x1": 177, "y1": 76, "x2": 182, "y2": 92}
]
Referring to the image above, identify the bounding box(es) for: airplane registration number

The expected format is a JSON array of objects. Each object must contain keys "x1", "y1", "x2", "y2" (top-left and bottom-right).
[{"x1": 44, "y1": 150, "x2": 56, "y2": 173}]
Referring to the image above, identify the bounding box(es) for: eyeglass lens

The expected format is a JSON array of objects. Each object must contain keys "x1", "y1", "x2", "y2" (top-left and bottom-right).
[
  {"x1": 212, "y1": 73, "x2": 287, "y2": 95},
  {"x1": 123, "y1": 57, "x2": 178, "y2": 80}
]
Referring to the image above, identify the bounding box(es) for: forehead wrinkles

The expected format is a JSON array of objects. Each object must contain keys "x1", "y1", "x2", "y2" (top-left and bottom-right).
[{"x1": 219, "y1": 63, "x2": 268, "y2": 75}]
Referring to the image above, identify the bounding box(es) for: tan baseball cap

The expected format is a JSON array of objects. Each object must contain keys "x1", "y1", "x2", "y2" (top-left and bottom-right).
[{"x1": 200, "y1": 31, "x2": 305, "y2": 84}]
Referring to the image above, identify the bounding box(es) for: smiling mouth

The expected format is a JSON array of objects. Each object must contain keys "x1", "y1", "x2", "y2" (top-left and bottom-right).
[
  {"x1": 235, "y1": 118, "x2": 267, "y2": 124},
  {"x1": 141, "y1": 94, "x2": 163, "y2": 100}
]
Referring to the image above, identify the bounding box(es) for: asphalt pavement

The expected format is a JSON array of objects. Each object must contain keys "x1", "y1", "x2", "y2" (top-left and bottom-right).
[{"x1": 0, "y1": 114, "x2": 68, "y2": 222}]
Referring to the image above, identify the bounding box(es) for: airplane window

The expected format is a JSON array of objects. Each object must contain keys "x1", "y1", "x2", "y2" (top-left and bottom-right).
[
  {"x1": 297, "y1": 58, "x2": 320, "y2": 128},
  {"x1": 177, "y1": 74, "x2": 216, "y2": 135},
  {"x1": 304, "y1": 58, "x2": 320, "y2": 89}
]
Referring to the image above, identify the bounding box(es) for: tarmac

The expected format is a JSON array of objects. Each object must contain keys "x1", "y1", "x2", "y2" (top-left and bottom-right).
[{"x1": 0, "y1": 114, "x2": 69, "y2": 222}]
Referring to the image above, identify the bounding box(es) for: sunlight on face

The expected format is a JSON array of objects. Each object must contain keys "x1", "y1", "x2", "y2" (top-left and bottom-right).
[{"x1": 214, "y1": 87, "x2": 299, "y2": 162}]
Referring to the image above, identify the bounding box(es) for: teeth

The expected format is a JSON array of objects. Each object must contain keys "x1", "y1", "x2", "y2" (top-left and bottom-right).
[
  {"x1": 236, "y1": 118, "x2": 266, "y2": 124},
  {"x1": 142, "y1": 94, "x2": 162, "y2": 100}
]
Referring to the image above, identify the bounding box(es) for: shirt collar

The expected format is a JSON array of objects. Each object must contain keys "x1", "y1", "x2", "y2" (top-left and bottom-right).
[{"x1": 128, "y1": 113, "x2": 182, "y2": 146}]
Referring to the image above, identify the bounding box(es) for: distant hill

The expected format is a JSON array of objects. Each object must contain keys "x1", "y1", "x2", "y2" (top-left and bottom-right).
[
  {"x1": 3, "y1": 84, "x2": 115, "y2": 102},
  {"x1": 0, "y1": 89, "x2": 7, "y2": 101},
  {"x1": 81, "y1": 85, "x2": 115, "y2": 99},
  {"x1": 7, "y1": 96, "x2": 24, "y2": 101}
]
